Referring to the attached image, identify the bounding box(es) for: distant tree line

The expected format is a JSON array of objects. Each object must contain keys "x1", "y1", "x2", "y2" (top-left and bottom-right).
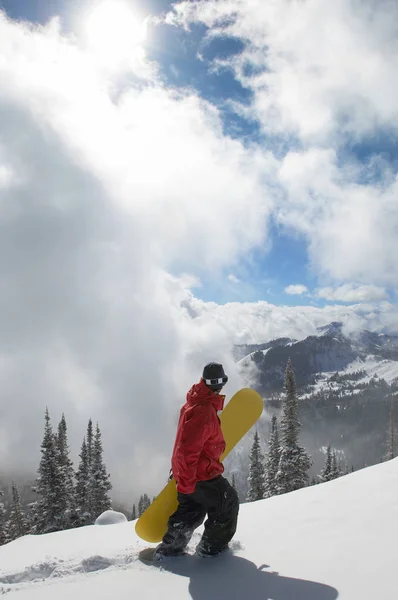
[
  {"x1": 130, "y1": 493, "x2": 152, "y2": 521},
  {"x1": 0, "y1": 411, "x2": 112, "y2": 546},
  {"x1": 244, "y1": 360, "x2": 397, "y2": 503},
  {"x1": 384, "y1": 400, "x2": 396, "y2": 461}
]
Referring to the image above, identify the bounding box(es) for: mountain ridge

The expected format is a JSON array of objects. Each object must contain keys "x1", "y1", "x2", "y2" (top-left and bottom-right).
[
  {"x1": 236, "y1": 322, "x2": 398, "y2": 394},
  {"x1": 230, "y1": 322, "x2": 398, "y2": 477}
]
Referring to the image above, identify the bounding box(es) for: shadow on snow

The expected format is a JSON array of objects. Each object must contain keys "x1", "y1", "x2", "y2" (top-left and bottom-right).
[{"x1": 139, "y1": 549, "x2": 339, "y2": 600}]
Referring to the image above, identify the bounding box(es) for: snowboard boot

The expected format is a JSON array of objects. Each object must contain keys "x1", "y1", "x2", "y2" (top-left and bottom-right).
[
  {"x1": 153, "y1": 543, "x2": 186, "y2": 561},
  {"x1": 195, "y1": 540, "x2": 229, "y2": 558}
]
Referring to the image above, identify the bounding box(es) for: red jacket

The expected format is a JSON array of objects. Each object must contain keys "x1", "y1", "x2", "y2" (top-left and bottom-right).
[{"x1": 171, "y1": 379, "x2": 226, "y2": 494}]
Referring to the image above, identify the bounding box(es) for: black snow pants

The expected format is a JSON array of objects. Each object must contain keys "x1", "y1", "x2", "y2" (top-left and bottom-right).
[{"x1": 159, "y1": 475, "x2": 239, "y2": 554}]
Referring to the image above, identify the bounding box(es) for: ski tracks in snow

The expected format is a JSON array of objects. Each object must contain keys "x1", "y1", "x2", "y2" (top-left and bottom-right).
[
  {"x1": 0, "y1": 530, "x2": 245, "y2": 596},
  {"x1": 0, "y1": 552, "x2": 134, "y2": 594}
]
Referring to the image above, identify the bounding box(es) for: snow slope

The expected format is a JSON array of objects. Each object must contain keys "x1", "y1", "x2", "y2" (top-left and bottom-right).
[
  {"x1": 237, "y1": 325, "x2": 398, "y2": 396},
  {"x1": 1, "y1": 458, "x2": 398, "y2": 599}
]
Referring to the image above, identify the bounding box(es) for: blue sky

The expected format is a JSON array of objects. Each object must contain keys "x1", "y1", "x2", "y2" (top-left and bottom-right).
[
  {"x1": 144, "y1": 5, "x2": 320, "y2": 306},
  {"x1": 1, "y1": 0, "x2": 396, "y2": 309}
]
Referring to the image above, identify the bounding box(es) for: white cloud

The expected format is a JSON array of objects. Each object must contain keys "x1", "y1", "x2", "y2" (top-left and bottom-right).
[
  {"x1": 0, "y1": 8, "x2": 276, "y2": 500},
  {"x1": 168, "y1": 0, "x2": 398, "y2": 287},
  {"x1": 316, "y1": 284, "x2": 388, "y2": 303},
  {"x1": 170, "y1": 0, "x2": 398, "y2": 141},
  {"x1": 285, "y1": 284, "x2": 309, "y2": 296},
  {"x1": 181, "y1": 294, "x2": 398, "y2": 345},
  {"x1": 0, "y1": 144, "x2": 17, "y2": 188},
  {"x1": 0, "y1": 164, "x2": 14, "y2": 188},
  {"x1": 276, "y1": 148, "x2": 398, "y2": 285},
  {"x1": 228, "y1": 274, "x2": 240, "y2": 284}
]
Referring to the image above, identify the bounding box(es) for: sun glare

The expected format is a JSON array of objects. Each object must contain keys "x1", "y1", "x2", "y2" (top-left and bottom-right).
[{"x1": 83, "y1": 0, "x2": 147, "y2": 67}]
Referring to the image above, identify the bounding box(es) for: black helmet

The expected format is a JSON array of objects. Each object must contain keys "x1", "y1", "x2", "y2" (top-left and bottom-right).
[{"x1": 202, "y1": 362, "x2": 228, "y2": 391}]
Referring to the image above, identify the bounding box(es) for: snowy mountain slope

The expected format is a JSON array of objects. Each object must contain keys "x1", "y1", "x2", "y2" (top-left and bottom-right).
[
  {"x1": 237, "y1": 323, "x2": 398, "y2": 394},
  {"x1": 233, "y1": 338, "x2": 294, "y2": 363},
  {"x1": 299, "y1": 355, "x2": 398, "y2": 400},
  {"x1": 1, "y1": 458, "x2": 398, "y2": 599},
  {"x1": 234, "y1": 324, "x2": 398, "y2": 474}
]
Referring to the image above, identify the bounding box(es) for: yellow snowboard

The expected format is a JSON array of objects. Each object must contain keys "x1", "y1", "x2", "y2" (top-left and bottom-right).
[{"x1": 135, "y1": 387, "x2": 263, "y2": 543}]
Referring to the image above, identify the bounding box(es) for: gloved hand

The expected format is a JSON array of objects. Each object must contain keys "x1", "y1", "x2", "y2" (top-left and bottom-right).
[{"x1": 168, "y1": 468, "x2": 173, "y2": 482}]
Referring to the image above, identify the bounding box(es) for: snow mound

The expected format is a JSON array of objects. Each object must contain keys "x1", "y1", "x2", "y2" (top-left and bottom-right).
[{"x1": 94, "y1": 510, "x2": 127, "y2": 525}]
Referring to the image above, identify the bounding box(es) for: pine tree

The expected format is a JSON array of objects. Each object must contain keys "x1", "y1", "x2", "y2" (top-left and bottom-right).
[
  {"x1": 341, "y1": 457, "x2": 350, "y2": 475},
  {"x1": 31, "y1": 409, "x2": 64, "y2": 533},
  {"x1": 330, "y1": 451, "x2": 341, "y2": 480},
  {"x1": 6, "y1": 482, "x2": 28, "y2": 541},
  {"x1": 138, "y1": 495, "x2": 144, "y2": 517},
  {"x1": 231, "y1": 473, "x2": 237, "y2": 490},
  {"x1": 138, "y1": 494, "x2": 151, "y2": 516},
  {"x1": 264, "y1": 415, "x2": 280, "y2": 498},
  {"x1": 0, "y1": 490, "x2": 7, "y2": 546},
  {"x1": 131, "y1": 503, "x2": 137, "y2": 520},
  {"x1": 275, "y1": 359, "x2": 312, "y2": 494},
  {"x1": 247, "y1": 431, "x2": 265, "y2": 501},
  {"x1": 55, "y1": 415, "x2": 75, "y2": 530},
  {"x1": 142, "y1": 494, "x2": 151, "y2": 512},
  {"x1": 87, "y1": 419, "x2": 94, "y2": 470},
  {"x1": 384, "y1": 401, "x2": 396, "y2": 461},
  {"x1": 89, "y1": 423, "x2": 112, "y2": 520},
  {"x1": 75, "y1": 437, "x2": 91, "y2": 526},
  {"x1": 75, "y1": 419, "x2": 109, "y2": 526},
  {"x1": 320, "y1": 444, "x2": 333, "y2": 482}
]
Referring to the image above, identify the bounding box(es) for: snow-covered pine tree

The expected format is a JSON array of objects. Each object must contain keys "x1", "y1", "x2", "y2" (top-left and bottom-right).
[
  {"x1": 89, "y1": 423, "x2": 112, "y2": 520},
  {"x1": 0, "y1": 490, "x2": 7, "y2": 546},
  {"x1": 138, "y1": 494, "x2": 151, "y2": 516},
  {"x1": 138, "y1": 495, "x2": 145, "y2": 516},
  {"x1": 75, "y1": 418, "x2": 105, "y2": 526},
  {"x1": 264, "y1": 415, "x2": 280, "y2": 498},
  {"x1": 138, "y1": 495, "x2": 144, "y2": 517},
  {"x1": 320, "y1": 444, "x2": 333, "y2": 482},
  {"x1": 142, "y1": 494, "x2": 151, "y2": 512},
  {"x1": 6, "y1": 482, "x2": 28, "y2": 541},
  {"x1": 340, "y1": 455, "x2": 350, "y2": 475},
  {"x1": 384, "y1": 400, "x2": 396, "y2": 461},
  {"x1": 275, "y1": 359, "x2": 312, "y2": 494},
  {"x1": 55, "y1": 415, "x2": 75, "y2": 530},
  {"x1": 75, "y1": 438, "x2": 91, "y2": 526},
  {"x1": 31, "y1": 408, "x2": 64, "y2": 533},
  {"x1": 247, "y1": 430, "x2": 265, "y2": 501},
  {"x1": 86, "y1": 419, "x2": 94, "y2": 469},
  {"x1": 131, "y1": 503, "x2": 137, "y2": 520},
  {"x1": 330, "y1": 451, "x2": 341, "y2": 480}
]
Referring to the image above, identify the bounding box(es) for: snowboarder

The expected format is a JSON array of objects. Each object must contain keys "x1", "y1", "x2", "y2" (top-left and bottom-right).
[{"x1": 155, "y1": 363, "x2": 239, "y2": 559}]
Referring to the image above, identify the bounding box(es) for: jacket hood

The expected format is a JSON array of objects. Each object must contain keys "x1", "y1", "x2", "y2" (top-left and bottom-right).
[{"x1": 186, "y1": 379, "x2": 225, "y2": 412}]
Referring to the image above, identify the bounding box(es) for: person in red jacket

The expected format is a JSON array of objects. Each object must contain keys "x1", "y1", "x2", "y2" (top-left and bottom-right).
[{"x1": 155, "y1": 362, "x2": 239, "y2": 559}]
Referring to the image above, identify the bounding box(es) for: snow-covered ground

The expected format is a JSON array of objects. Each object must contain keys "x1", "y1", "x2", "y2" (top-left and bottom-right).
[
  {"x1": 299, "y1": 355, "x2": 398, "y2": 400},
  {"x1": 344, "y1": 355, "x2": 398, "y2": 384},
  {"x1": 1, "y1": 458, "x2": 398, "y2": 599}
]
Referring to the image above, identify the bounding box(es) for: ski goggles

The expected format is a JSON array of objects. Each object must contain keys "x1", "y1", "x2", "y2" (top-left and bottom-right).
[{"x1": 204, "y1": 376, "x2": 228, "y2": 386}]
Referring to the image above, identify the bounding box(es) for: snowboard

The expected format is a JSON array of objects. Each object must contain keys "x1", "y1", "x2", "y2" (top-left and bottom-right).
[{"x1": 135, "y1": 387, "x2": 263, "y2": 543}]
